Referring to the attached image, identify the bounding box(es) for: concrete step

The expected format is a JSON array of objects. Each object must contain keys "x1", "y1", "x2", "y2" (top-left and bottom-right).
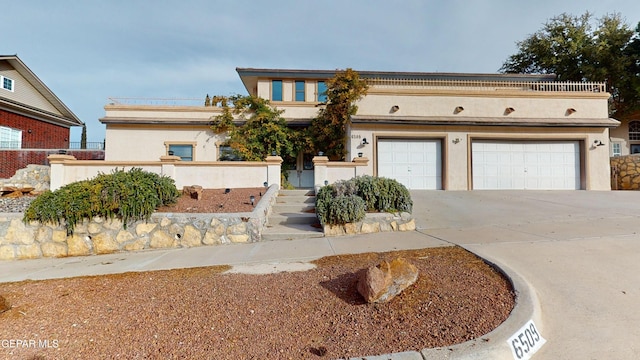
[
  {"x1": 271, "y1": 203, "x2": 316, "y2": 213},
  {"x1": 279, "y1": 189, "x2": 315, "y2": 196},
  {"x1": 261, "y1": 223, "x2": 324, "y2": 241},
  {"x1": 275, "y1": 195, "x2": 316, "y2": 204},
  {"x1": 268, "y1": 212, "x2": 318, "y2": 225}
]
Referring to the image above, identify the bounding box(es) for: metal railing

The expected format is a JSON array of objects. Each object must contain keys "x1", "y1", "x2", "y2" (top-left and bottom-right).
[
  {"x1": 366, "y1": 78, "x2": 606, "y2": 93},
  {"x1": 108, "y1": 97, "x2": 205, "y2": 106},
  {"x1": 0, "y1": 142, "x2": 105, "y2": 150}
]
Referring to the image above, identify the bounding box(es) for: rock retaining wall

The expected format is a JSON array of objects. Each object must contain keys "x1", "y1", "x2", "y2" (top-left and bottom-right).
[
  {"x1": 323, "y1": 212, "x2": 416, "y2": 236},
  {"x1": 610, "y1": 155, "x2": 640, "y2": 190},
  {"x1": 0, "y1": 185, "x2": 279, "y2": 261},
  {"x1": 0, "y1": 165, "x2": 50, "y2": 193}
]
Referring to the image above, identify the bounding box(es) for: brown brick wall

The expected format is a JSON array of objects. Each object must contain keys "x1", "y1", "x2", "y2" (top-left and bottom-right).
[
  {"x1": 0, "y1": 109, "x2": 70, "y2": 148},
  {"x1": 0, "y1": 150, "x2": 104, "y2": 179}
]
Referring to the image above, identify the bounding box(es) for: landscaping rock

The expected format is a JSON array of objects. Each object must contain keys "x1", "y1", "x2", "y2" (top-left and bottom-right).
[
  {"x1": 183, "y1": 185, "x2": 203, "y2": 200},
  {"x1": 357, "y1": 257, "x2": 419, "y2": 303},
  {"x1": 0, "y1": 295, "x2": 10, "y2": 314}
]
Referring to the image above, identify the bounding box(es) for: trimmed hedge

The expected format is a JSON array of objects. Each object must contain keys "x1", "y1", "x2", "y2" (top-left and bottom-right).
[
  {"x1": 316, "y1": 175, "x2": 413, "y2": 225},
  {"x1": 23, "y1": 168, "x2": 180, "y2": 234}
]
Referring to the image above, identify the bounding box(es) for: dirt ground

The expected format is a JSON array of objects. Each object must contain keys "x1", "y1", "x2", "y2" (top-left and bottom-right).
[
  {"x1": 0, "y1": 247, "x2": 514, "y2": 359},
  {"x1": 156, "y1": 188, "x2": 265, "y2": 213}
]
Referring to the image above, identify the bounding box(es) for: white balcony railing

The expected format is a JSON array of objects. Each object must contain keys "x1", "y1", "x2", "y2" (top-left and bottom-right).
[{"x1": 367, "y1": 78, "x2": 606, "y2": 93}]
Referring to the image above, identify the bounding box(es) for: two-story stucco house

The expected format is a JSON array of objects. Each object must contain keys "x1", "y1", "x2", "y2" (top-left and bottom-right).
[{"x1": 100, "y1": 68, "x2": 619, "y2": 190}]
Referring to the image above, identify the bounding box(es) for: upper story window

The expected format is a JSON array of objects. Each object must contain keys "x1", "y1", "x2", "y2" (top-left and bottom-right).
[
  {"x1": 629, "y1": 120, "x2": 640, "y2": 140},
  {"x1": 1, "y1": 76, "x2": 14, "y2": 92},
  {"x1": 317, "y1": 81, "x2": 327, "y2": 102},
  {"x1": 295, "y1": 80, "x2": 305, "y2": 102},
  {"x1": 272, "y1": 80, "x2": 283, "y2": 101}
]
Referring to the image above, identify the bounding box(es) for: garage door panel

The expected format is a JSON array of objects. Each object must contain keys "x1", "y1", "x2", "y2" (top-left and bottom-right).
[
  {"x1": 473, "y1": 141, "x2": 580, "y2": 190},
  {"x1": 378, "y1": 139, "x2": 442, "y2": 190}
]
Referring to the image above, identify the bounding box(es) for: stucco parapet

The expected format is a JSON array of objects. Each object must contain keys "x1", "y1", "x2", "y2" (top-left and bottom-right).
[
  {"x1": 47, "y1": 154, "x2": 77, "y2": 163},
  {"x1": 264, "y1": 155, "x2": 283, "y2": 164}
]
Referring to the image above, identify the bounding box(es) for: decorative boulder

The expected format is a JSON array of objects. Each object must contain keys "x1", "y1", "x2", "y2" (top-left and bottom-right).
[
  {"x1": 357, "y1": 257, "x2": 419, "y2": 303},
  {"x1": 183, "y1": 185, "x2": 203, "y2": 200},
  {"x1": 0, "y1": 295, "x2": 10, "y2": 314}
]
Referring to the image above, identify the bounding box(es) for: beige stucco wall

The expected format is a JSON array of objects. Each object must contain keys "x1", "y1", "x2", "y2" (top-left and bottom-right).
[
  {"x1": 347, "y1": 124, "x2": 611, "y2": 190},
  {"x1": 105, "y1": 125, "x2": 223, "y2": 161},
  {"x1": 355, "y1": 91, "x2": 609, "y2": 119}
]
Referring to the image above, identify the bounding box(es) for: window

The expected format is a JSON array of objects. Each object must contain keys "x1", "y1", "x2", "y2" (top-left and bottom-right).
[
  {"x1": 295, "y1": 80, "x2": 305, "y2": 102},
  {"x1": 1, "y1": 76, "x2": 14, "y2": 92},
  {"x1": 612, "y1": 143, "x2": 621, "y2": 157},
  {"x1": 0, "y1": 126, "x2": 21, "y2": 149},
  {"x1": 167, "y1": 144, "x2": 194, "y2": 161},
  {"x1": 219, "y1": 145, "x2": 242, "y2": 161},
  {"x1": 272, "y1": 80, "x2": 283, "y2": 101},
  {"x1": 629, "y1": 121, "x2": 640, "y2": 140},
  {"x1": 317, "y1": 81, "x2": 327, "y2": 102}
]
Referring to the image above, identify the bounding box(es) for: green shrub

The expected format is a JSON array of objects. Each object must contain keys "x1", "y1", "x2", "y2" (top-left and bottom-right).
[
  {"x1": 23, "y1": 168, "x2": 180, "y2": 234},
  {"x1": 315, "y1": 176, "x2": 412, "y2": 225},
  {"x1": 325, "y1": 194, "x2": 366, "y2": 225}
]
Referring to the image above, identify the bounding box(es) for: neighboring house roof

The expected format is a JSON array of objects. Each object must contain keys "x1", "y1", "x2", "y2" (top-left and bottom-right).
[
  {"x1": 235, "y1": 67, "x2": 557, "y2": 95},
  {"x1": 0, "y1": 54, "x2": 83, "y2": 127}
]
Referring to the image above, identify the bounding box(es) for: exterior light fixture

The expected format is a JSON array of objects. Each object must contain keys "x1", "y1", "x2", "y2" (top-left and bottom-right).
[
  {"x1": 318, "y1": 151, "x2": 324, "y2": 156},
  {"x1": 271, "y1": 151, "x2": 277, "y2": 156},
  {"x1": 250, "y1": 195, "x2": 255, "y2": 206},
  {"x1": 391, "y1": 105, "x2": 400, "y2": 112},
  {"x1": 263, "y1": 181, "x2": 268, "y2": 188},
  {"x1": 454, "y1": 106, "x2": 464, "y2": 114},
  {"x1": 505, "y1": 107, "x2": 515, "y2": 115},
  {"x1": 324, "y1": 180, "x2": 329, "y2": 186},
  {"x1": 566, "y1": 108, "x2": 577, "y2": 115},
  {"x1": 594, "y1": 140, "x2": 605, "y2": 147},
  {"x1": 361, "y1": 138, "x2": 369, "y2": 146},
  {"x1": 358, "y1": 152, "x2": 363, "y2": 157}
]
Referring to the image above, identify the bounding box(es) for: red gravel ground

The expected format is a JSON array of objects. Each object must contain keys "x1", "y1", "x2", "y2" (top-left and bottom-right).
[
  {"x1": 156, "y1": 188, "x2": 265, "y2": 213},
  {"x1": 0, "y1": 247, "x2": 514, "y2": 359}
]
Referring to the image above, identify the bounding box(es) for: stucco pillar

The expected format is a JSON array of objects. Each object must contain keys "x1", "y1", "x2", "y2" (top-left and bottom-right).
[
  {"x1": 265, "y1": 155, "x2": 283, "y2": 188},
  {"x1": 313, "y1": 156, "x2": 329, "y2": 191},
  {"x1": 47, "y1": 154, "x2": 77, "y2": 191},
  {"x1": 352, "y1": 157, "x2": 370, "y2": 176},
  {"x1": 160, "y1": 155, "x2": 181, "y2": 185}
]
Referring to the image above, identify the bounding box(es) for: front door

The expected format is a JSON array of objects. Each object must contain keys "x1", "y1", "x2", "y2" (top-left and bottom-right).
[{"x1": 285, "y1": 153, "x2": 314, "y2": 188}]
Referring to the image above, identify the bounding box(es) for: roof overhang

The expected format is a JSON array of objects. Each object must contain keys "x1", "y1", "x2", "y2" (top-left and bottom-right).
[
  {"x1": 0, "y1": 55, "x2": 83, "y2": 126},
  {"x1": 350, "y1": 115, "x2": 621, "y2": 128}
]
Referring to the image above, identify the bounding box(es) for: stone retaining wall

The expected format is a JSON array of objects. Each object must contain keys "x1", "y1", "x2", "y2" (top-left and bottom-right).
[
  {"x1": 0, "y1": 164, "x2": 51, "y2": 192},
  {"x1": 323, "y1": 212, "x2": 415, "y2": 236},
  {"x1": 610, "y1": 155, "x2": 640, "y2": 190},
  {"x1": 0, "y1": 185, "x2": 279, "y2": 261}
]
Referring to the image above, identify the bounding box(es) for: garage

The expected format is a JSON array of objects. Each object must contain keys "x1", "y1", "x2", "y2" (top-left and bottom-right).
[
  {"x1": 472, "y1": 140, "x2": 581, "y2": 190},
  {"x1": 377, "y1": 139, "x2": 442, "y2": 190}
]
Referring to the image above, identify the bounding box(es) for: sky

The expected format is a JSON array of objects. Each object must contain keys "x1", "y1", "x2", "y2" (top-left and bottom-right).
[{"x1": 3, "y1": 1, "x2": 640, "y2": 143}]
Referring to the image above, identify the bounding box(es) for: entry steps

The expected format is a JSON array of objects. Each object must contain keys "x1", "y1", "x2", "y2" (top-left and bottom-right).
[{"x1": 261, "y1": 189, "x2": 323, "y2": 241}]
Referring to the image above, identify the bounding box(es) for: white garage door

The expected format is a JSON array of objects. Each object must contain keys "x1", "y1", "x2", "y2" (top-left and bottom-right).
[
  {"x1": 378, "y1": 139, "x2": 442, "y2": 190},
  {"x1": 472, "y1": 141, "x2": 581, "y2": 190}
]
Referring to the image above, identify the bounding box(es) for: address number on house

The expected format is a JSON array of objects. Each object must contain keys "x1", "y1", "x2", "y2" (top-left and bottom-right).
[{"x1": 507, "y1": 320, "x2": 546, "y2": 360}]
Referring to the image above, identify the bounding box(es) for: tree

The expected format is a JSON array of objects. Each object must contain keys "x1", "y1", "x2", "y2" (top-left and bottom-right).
[
  {"x1": 308, "y1": 68, "x2": 369, "y2": 160},
  {"x1": 501, "y1": 12, "x2": 639, "y2": 115},
  {"x1": 209, "y1": 95, "x2": 301, "y2": 161},
  {"x1": 80, "y1": 124, "x2": 87, "y2": 149}
]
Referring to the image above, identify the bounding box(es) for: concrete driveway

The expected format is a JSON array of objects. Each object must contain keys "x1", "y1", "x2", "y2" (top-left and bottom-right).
[{"x1": 411, "y1": 190, "x2": 640, "y2": 359}]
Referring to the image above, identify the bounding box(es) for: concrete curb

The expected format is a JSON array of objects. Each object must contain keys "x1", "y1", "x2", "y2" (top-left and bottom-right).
[{"x1": 345, "y1": 252, "x2": 542, "y2": 360}]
